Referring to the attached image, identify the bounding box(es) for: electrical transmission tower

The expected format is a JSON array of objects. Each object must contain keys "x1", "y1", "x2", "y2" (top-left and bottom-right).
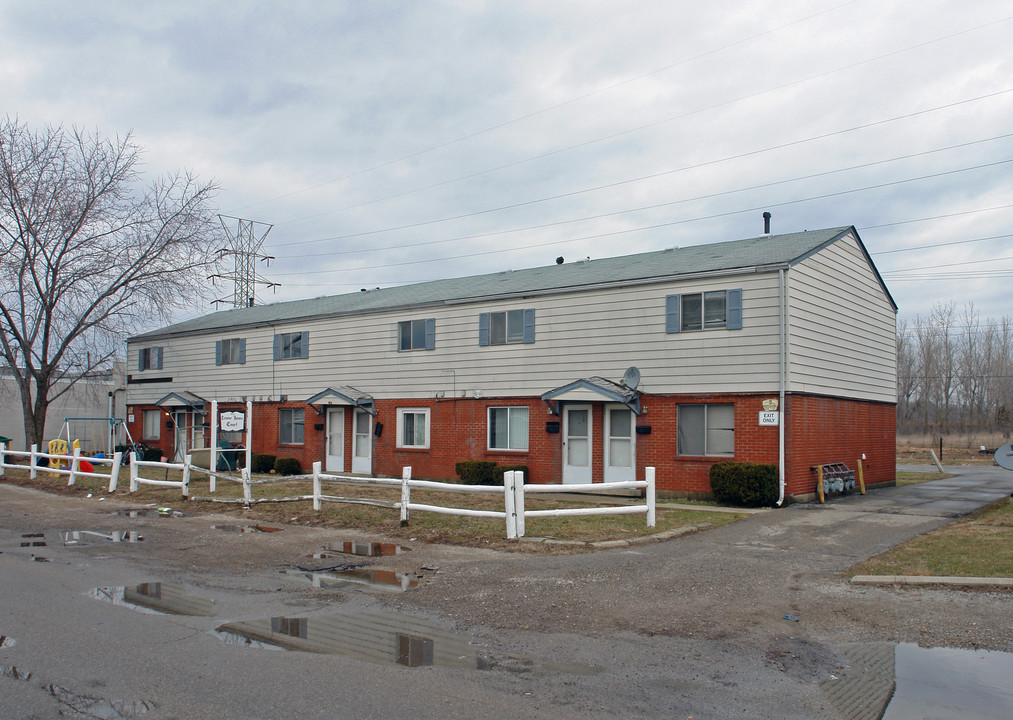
[{"x1": 211, "y1": 215, "x2": 280, "y2": 308}]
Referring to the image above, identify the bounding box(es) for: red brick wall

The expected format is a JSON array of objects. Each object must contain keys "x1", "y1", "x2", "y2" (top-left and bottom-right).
[
  {"x1": 126, "y1": 392, "x2": 895, "y2": 500},
  {"x1": 783, "y1": 395, "x2": 896, "y2": 500}
]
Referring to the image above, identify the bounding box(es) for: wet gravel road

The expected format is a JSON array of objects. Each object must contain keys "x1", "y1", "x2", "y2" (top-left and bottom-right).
[{"x1": 1, "y1": 466, "x2": 1011, "y2": 719}]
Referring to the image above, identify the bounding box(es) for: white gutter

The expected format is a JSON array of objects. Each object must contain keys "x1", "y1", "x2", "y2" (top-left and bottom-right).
[{"x1": 777, "y1": 267, "x2": 787, "y2": 506}]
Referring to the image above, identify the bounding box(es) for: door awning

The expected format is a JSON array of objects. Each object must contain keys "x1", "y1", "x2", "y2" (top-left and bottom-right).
[
  {"x1": 306, "y1": 386, "x2": 376, "y2": 416},
  {"x1": 540, "y1": 376, "x2": 642, "y2": 416},
  {"x1": 154, "y1": 391, "x2": 207, "y2": 414}
]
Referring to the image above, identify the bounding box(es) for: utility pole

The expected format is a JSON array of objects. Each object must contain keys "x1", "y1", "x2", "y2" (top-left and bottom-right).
[{"x1": 211, "y1": 215, "x2": 279, "y2": 308}]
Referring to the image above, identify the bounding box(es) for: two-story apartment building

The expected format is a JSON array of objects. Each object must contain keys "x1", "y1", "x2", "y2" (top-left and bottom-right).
[{"x1": 125, "y1": 226, "x2": 897, "y2": 502}]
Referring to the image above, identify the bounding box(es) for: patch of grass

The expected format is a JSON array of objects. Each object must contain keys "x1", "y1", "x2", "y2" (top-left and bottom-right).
[
  {"x1": 0, "y1": 465, "x2": 746, "y2": 552},
  {"x1": 895, "y1": 471, "x2": 953, "y2": 486},
  {"x1": 852, "y1": 497, "x2": 1013, "y2": 578}
]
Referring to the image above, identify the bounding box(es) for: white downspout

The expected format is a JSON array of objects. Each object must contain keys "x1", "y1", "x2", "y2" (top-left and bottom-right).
[{"x1": 777, "y1": 267, "x2": 787, "y2": 506}]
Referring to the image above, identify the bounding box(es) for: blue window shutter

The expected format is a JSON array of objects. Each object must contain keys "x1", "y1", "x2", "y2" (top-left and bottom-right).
[
  {"x1": 523, "y1": 309, "x2": 535, "y2": 343},
  {"x1": 273, "y1": 334, "x2": 282, "y2": 361},
  {"x1": 478, "y1": 313, "x2": 490, "y2": 346},
  {"x1": 424, "y1": 319, "x2": 435, "y2": 350},
  {"x1": 155, "y1": 347, "x2": 163, "y2": 370},
  {"x1": 727, "y1": 289, "x2": 742, "y2": 330},
  {"x1": 301, "y1": 331, "x2": 309, "y2": 358},
  {"x1": 138, "y1": 351, "x2": 145, "y2": 372},
  {"x1": 665, "y1": 294, "x2": 680, "y2": 333},
  {"x1": 238, "y1": 338, "x2": 246, "y2": 364},
  {"x1": 215, "y1": 341, "x2": 223, "y2": 366}
]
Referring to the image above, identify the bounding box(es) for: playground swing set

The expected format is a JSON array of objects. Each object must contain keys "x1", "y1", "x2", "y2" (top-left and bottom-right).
[{"x1": 46, "y1": 416, "x2": 141, "y2": 474}]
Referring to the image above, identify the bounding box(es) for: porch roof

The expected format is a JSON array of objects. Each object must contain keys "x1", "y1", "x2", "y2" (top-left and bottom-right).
[
  {"x1": 540, "y1": 376, "x2": 642, "y2": 415},
  {"x1": 306, "y1": 386, "x2": 376, "y2": 416}
]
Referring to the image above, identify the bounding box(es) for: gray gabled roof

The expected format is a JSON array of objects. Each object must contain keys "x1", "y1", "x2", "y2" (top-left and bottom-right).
[{"x1": 131, "y1": 226, "x2": 893, "y2": 341}]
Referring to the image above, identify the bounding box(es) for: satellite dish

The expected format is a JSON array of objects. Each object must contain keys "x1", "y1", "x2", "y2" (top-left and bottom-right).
[
  {"x1": 622, "y1": 366, "x2": 641, "y2": 389},
  {"x1": 995, "y1": 443, "x2": 1013, "y2": 471}
]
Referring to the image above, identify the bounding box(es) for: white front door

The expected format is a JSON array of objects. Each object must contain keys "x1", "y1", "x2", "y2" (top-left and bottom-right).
[
  {"x1": 352, "y1": 409, "x2": 372, "y2": 474},
  {"x1": 326, "y1": 407, "x2": 345, "y2": 472},
  {"x1": 604, "y1": 405, "x2": 635, "y2": 483},
  {"x1": 562, "y1": 405, "x2": 592, "y2": 484}
]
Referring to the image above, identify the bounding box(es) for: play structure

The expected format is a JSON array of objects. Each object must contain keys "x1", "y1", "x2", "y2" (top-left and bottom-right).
[{"x1": 58, "y1": 416, "x2": 140, "y2": 458}]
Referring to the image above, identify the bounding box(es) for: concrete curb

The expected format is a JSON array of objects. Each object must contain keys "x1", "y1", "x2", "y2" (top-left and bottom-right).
[
  {"x1": 519, "y1": 524, "x2": 706, "y2": 549},
  {"x1": 851, "y1": 574, "x2": 1013, "y2": 588}
]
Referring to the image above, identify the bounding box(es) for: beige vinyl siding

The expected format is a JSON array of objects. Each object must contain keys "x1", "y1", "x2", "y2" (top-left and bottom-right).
[
  {"x1": 786, "y1": 232, "x2": 897, "y2": 403},
  {"x1": 126, "y1": 273, "x2": 785, "y2": 405}
]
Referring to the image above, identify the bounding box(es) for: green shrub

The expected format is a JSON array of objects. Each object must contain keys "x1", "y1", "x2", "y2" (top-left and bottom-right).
[
  {"x1": 251, "y1": 453, "x2": 276, "y2": 473},
  {"x1": 494, "y1": 465, "x2": 529, "y2": 485},
  {"x1": 274, "y1": 457, "x2": 301, "y2": 476},
  {"x1": 455, "y1": 460, "x2": 498, "y2": 485},
  {"x1": 709, "y1": 461, "x2": 778, "y2": 507}
]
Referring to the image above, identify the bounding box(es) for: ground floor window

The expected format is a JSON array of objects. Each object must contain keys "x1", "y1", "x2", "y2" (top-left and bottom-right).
[
  {"x1": 488, "y1": 406, "x2": 529, "y2": 450},
  {"x1": 142, "y1": 409, "x2": 161, "y2": 441},
  {"x1": 279, "y1": 408, "x2": 305, "y2": 445},
  {"x1": 396, "y1": 408, "x2": 430, "y2": 449},
  {"x1": 677, "y1": 403, "x2": 734, "y2": 456}
]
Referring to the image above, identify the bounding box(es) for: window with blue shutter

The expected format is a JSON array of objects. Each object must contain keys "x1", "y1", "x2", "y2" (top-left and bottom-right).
[
  {"x1": 398, "y1": 319, "x2": 436, "y2": 351},
  {"x1": 482, "y1": 309, "x2": 535, "y2": 345},
  {"x1": 275, "y1": 332, "x2": 309, "y2": 360},
  {"x1": 666, "y1": 290, "x2": 742, "y2": 333},
  {"x1": 139, "y1": 347, "x2": 164, "y2": 371},
  {"x1": 217, "y1": 338, "x2": 246, "y2": 365}
]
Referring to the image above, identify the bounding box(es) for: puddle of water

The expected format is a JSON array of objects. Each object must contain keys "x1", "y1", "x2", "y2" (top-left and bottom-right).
[
  {"x1": 214, "y1": 609, "x2": 602, "y2": 675},
  {"x1": 283, "y1": 568, "x2": 420, "y2": 592},
  {"x1": 884, "y1": 644, "x2": 1013, "y2": 719},
  {"x1": 1, "y1": 635, "x2": 15, "y2": 648},
  {"x1": 62, "y1": 530, "x2": 144, "y2": 545},
  {"x1": 214, "y1": 609, "x2": 476, "y2": 668},
  {"x1": 110, "y1": 507, "x2": 182, "y2": 518},
  {"x1": 212, "y1": 524, "x2": 281, "y2": 534},
  {"x1": 19, "y1": 540, "x2": 46, "y2": 547},
  {"x1": 822, "y1": 643, "x2": 1013, "y2": 720},
  {"x1": 89, "y1": 582, "x2": 215, "y2": 616},
  {"x1": 314, "y1": 540, "x2": 409, "y2": 558}
]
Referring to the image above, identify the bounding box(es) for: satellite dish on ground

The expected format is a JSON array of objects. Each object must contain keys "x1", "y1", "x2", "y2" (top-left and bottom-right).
[
  {"x1": 622, "y1": 366, "x2": 641, "y2": 389},
  {"x1": 995, "y1": 443, "x2": 1013, "y2": 471}
]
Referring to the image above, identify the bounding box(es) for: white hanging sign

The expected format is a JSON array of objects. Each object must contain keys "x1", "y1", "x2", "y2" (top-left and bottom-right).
[{"x1": 220, "y1": 411, "x2": 245, "y2": 432}]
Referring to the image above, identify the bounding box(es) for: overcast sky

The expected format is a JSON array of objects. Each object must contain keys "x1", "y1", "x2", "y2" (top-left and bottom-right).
[{"x1": 3, "y1": 0, "x2": 1011, "y2": 329}]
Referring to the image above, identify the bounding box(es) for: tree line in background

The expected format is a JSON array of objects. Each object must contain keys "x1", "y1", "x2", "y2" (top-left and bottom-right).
[{"x1": 897, "y1": 302, "x2": 1013, "y2": 440}]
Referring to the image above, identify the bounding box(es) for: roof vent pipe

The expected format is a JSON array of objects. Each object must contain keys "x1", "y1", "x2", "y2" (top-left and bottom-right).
[{"x1": 763, "y1": 212, "x2": 772, "y2": 235}]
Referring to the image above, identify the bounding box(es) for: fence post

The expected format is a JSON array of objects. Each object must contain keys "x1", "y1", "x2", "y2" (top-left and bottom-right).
[
  {"x1": 513, "y1": 471, "x2": 525, "y2": 538},
  {"x1": 108, "y1": 451, "x2": 123, "y2": 492},
  {"x1": 645, "y1": 466, "x2": 656, "y2": 527},
  {"x1": 504, "y1": 471, "x2": 517, "y2": 539},
  {"x1": 400, "y1": 466, "x2": 411, "y2": 525},
  {"x1": 30, "y1": 444, "x2": 38, "y2": 480},
  {"x1": 242, "y1": 467, "x2": 252, "y2": 506},
  {"x1": 210, "y1": 399, "x2": 218, "y2": 489},
  {"x1": 129, "y1": 453, "x2": 138, "y2": 492},
  {"x1": 312, "y1": 461, "x2": 322, "y2": 511},
  {"x1": 0, "y1": 441, "x2": 6, "y2": 478},
  {"x1": 182, "y1": 454, "x2": 192, "y2": 497},
  {"x1": 68, "y1": 447, "x2": 82, "y2": 486}
]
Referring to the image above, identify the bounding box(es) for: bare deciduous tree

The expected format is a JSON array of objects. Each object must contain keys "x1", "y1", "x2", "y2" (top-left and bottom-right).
[{"x1": 0, "y1": 117, "x2": 223, "y2": 448}]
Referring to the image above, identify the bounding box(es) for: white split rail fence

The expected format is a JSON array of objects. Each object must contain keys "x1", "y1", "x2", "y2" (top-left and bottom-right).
[
  {"x1": 310, "y1": 463, "x2": 656, "y2": 539},
  {"x1": 129, "y1": 453, "x2": 193, "y2": 497},
  {"x1": 0, "y1": 442, "x2": 124, "y2": 492}
]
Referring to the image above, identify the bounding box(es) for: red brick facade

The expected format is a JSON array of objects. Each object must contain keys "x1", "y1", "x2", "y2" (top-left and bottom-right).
[{"x1": 128, "y1": 391, "x2": 895, "y2": 502}]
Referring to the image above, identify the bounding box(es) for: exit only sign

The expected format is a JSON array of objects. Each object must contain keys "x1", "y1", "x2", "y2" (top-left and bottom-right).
[{"x1": 759, "y1": 411, "x2": 780, "y2": 426}]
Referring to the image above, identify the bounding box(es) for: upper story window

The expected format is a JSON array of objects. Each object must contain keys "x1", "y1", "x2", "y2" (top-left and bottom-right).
[
  {"x1": 398, "y1": 319, "x2": 435, "y2": 351},
  {"x1": 666, "y1": 289, "x2": 742, "y2": 333},
  {"x1": 215, "y1": 338, "x2": 246, "y2": 365},
  {"x1": 478, "y1": 309, "x2": 535, "y2": 346},
  {"x1": 138, "y1": 347, "x2": 163, "y2": 371},
  {"x1": 274, "y1": 331, "x2": 309, "y2": 360}
]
